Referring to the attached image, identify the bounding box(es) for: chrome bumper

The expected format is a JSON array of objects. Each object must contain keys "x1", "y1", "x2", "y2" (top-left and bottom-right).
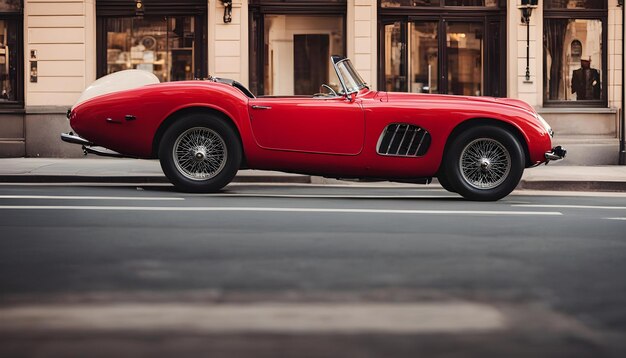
[
  {"x1": 61, "y1": 132, "x2": 93, "y2": 146},
  {"x1": 60, "y1": 132, "x2": 130, "y2": 158},
  {"x1": 545, "y1": 146, "x2": 567, "y2": 161}
]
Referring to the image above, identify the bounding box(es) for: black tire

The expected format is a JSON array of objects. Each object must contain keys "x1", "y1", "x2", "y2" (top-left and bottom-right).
[
  {"x1": 444, "y1": 125, "x2": 524, "y2": 201},
  {"x1": 436, "y1": 170, "x2": 457, "y2": 193},
  {"x1": 158, "y1": 113, "x2": 242, "y2": 193}
]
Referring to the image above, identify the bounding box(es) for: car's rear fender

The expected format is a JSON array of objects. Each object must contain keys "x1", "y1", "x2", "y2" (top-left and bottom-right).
[{"x1": 151, "y1": 106, "x2": 247, "y2": 166}]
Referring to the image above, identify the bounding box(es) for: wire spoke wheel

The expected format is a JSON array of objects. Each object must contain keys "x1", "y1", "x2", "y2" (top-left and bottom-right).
[
  {"x1": 172, "y1": 127, "x2": 227, "y2": 181},
  {"x1": 459, "y1": 138, "x2": 511, "y2": 190}
]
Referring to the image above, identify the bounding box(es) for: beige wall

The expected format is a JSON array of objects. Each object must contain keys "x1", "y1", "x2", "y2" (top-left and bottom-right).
[
  {"x1": 24, "y1": 0, "x2": 94, "y2": 108},
  {"x1": 608, "y1": 0, "x2": 623, "y2": 109},
  {"x1": 508, "y1": 0, "x2": 542, "y2": 106},
  {"x1": 347, "y1": 0, "x2": 377, "y2": 90},
  {"x1": 210, "y1": 0, "x2": 248, "y2": 84}
]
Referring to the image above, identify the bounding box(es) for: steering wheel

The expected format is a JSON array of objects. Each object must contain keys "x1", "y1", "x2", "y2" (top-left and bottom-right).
[{"x1": 319, "y1": 84, "x2": 338, "y2": 97}]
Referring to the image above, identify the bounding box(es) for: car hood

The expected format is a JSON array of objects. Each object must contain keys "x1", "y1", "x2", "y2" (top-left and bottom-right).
[{"x1": 383, "y1": 92, "x2": 537, "y2": 115}]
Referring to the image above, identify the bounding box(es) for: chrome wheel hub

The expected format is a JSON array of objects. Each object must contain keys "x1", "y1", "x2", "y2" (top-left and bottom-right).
[
  {"x1": 480, "y1": 158, "x2": 491, "y2": 171},
  {"x1": 194, "y1": 148, "x2": 207, "y2": 161},
  {"x1": 459, "y1": 138, "x2": 511, "y2": 190},
  {"x1": 172, "y1": 127, "x2": 227, "y2": 181}
]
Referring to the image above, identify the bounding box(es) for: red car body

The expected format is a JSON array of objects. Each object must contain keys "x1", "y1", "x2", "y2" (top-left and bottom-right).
[
  {"x1": 64, "y1": 57, "x2": 564, "y2": 200},
  {"x1": 70, "y1": 82, "x2": 552, "y2": 177}
]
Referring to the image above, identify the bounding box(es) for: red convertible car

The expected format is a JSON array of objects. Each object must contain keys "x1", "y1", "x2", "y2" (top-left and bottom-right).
[{"x1": 62, "y1": 56, "x2": 565, "y2": 201}]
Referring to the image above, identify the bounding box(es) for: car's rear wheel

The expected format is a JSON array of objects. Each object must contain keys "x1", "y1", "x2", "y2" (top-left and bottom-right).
[
  {"x1": 444, "y1": 125, "x2": 524, "y2": 201},
  {"x1": 158, "y1": 113, "x2": 241, "y2": 193}
]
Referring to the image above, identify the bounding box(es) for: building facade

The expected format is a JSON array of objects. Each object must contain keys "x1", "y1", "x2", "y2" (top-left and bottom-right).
[{"x1": 0, "y1": 0, "x2": 623, "y2": 164}]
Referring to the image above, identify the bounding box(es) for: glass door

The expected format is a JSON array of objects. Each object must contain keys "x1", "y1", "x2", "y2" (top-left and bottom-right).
[
  {"x1": 383, "y1": 21, "x2": 406, "y2": 92},
  {"x1": 381, "y1": 17, "x2": 502, "y2": 97},
  {"x1": 409, "y1": 21, "x2": 438, "y2": 93},
  {"x1": 445, "y1": 21, "x2": 484, "y2": 96}
]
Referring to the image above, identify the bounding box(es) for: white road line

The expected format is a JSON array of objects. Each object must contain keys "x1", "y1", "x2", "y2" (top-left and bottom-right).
[
  {"x1": 200, "y1": 194, "x2": 456, "y2": 199},
  {"x1": 0, "y1": 205, "x2": 563, "y2": 216},
  {"x1": 513, "y1": 204, "x2": 626, "y2": 210},
  {"x1": 604, "y1": 217, "x2": 626, "y2": 221},
  {"x1": 511, "y1": 190, "x2": 626, "y2": 198},
  {"x1": 0, "y1": 195, "x2": 184, "y2": 201},
  {"x1": 0, "y1": 302, "x2": 505, "y2": 334}
]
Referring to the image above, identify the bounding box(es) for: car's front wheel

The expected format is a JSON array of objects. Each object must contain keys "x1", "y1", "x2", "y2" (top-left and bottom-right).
[
  {"x1": 444, "y1": 125, "x2": 525, "y2": 201},
  {"x1": 158, "y1": 113, "x2": 241, "y2": 193}
]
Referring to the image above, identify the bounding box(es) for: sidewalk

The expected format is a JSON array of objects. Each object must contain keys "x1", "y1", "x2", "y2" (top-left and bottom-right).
[{"x1": 0, "y1": 158, "x2": 625, "y2": 191}]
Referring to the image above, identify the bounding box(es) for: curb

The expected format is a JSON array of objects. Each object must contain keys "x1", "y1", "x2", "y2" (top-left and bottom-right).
[
  {"x1": 517, "y1": 180, "x2": 626, "y2": 192},
  {"x1": 0, "y1": 175, "x2": 312, "y2": 184}
]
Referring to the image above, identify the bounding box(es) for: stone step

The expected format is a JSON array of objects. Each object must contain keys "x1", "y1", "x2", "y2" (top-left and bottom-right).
[
  {"x1": 0, "y1": 140, "x2": 26, "y2": 158},
  {"x1": 549, "y1": 136, "x2": 620, "y2": 165},
  {"x1": 539, "y1": 108, "x2": 618, "y2": 137}
]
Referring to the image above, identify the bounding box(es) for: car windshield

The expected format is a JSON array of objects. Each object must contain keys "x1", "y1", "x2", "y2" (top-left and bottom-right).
[{"x1": 334, "y1": 59, "x2": 367, "y2": 94}]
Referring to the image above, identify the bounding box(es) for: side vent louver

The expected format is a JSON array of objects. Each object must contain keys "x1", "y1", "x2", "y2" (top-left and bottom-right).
[{"x1": 377, "y1": 123, "x2": 431, "y2": 157}]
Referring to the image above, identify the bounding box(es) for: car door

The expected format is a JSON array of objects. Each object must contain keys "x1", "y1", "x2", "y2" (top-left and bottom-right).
[{"x1": 248, "y1": 96, "x2": 365, "y2": 155}]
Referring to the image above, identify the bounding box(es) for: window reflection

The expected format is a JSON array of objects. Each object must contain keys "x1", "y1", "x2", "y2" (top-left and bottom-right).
[
  {"x1": 106, "y1": 16, "x2": 195, "y2": 82},
  {"x1": 446, "y1": 22, "x2": 483, "y2": 96},
  {"x1": 0, "y1": 19, "x2": 18, "y2": 102},
  {"x1": 0, "y1": 0, "x2": 21, "y2": 12},
  {"x1": 545, "y1": 19, "x2": 602, "y2": 101},
  {"x1": 381, "y1": 0, "x2": 498, "y2": 6},
  {"x1": 384, "y1": 22, "x2": 405, "y2": 92},
  {"x1": 410, "y1": 22, "x2": 438, "y2": 93},
  {"x1": 544, "y1": 0, "x2": 604, "y2": 9},
  {"x1": 381, "y1": 0, "x2": 440, "y2": 6}
]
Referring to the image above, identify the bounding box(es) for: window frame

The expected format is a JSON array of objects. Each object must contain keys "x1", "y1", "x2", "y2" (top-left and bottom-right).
[
  {"x1": 542, "y1": 7, "x2": 608, "y2": 108},
  {"x1": 0, "y1": 10, "x2": 23, "y2": 109}
]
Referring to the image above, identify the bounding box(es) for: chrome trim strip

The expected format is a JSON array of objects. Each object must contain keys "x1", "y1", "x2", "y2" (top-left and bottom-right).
[
  {"x1": 385, "y1": 124, "x2": 401, "y2": 154},
  {"x1": 414, "y1": 129, "x2": 427, "y2": 156},
  {"x1": 395, "y1": 124, "x2": 409, "y2": 155},
  {"x1": 405, "y1": 128, "x2": 418, "y2": 156}
]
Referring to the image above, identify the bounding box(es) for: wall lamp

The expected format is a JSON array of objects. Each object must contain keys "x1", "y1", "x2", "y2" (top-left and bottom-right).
[
  {"x1": 519, "y1": 0, "x2": 538, "y2": 82},
  {"x1": 220, "y1": 0, "x2": 233, "y2": 23},
  {"x1": 135, "y1": 0, "x2": 144, "y2": 17}
]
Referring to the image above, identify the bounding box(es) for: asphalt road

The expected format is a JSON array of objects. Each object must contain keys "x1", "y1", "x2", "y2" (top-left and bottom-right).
[{"x1": 1, "y1": 182, "x2": 625, "y2": 358}]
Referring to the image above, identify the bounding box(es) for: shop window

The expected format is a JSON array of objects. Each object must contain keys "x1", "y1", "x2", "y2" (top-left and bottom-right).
[
  {"x1": 380, "y1": 0, "x2": 500, "y2": 7},
  {"x1": 96, "y1": 0, "x2": 206, "y2": 81},
  {"x1": 543, "y1": 1, "x2": 606, "y2": 106},
  {"x1": 544, "y1": 0, "x2": 604, "y2": 9},
  {"x1": 0, "y1": 0, "x2": 22, "y2": 107},
  {"x1": 105, "y1": 17, "x2": 197, "y2": 82}
]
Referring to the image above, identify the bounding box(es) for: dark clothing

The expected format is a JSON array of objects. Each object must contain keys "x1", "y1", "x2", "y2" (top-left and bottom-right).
[{"x1": 571, "y1": 68, "x2": 601, "y2": 100}]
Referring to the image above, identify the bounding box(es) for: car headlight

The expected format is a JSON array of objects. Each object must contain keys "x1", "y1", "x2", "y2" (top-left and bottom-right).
[{"x1": 536, "y1": 114, "x2": 554, "y2": 138}]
